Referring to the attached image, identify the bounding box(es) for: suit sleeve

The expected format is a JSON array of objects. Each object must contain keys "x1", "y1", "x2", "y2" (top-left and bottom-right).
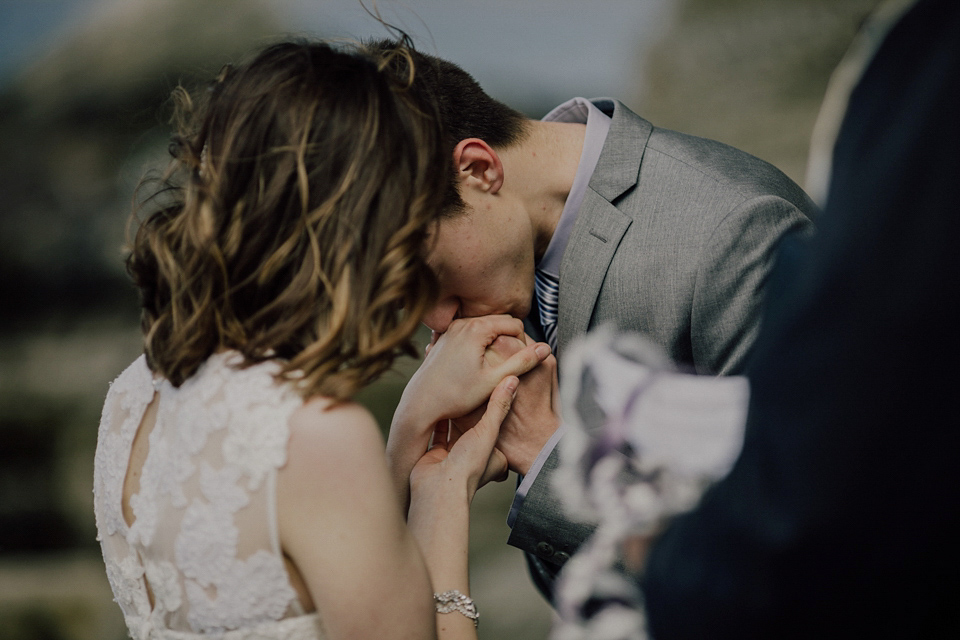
[
  {"x1": 690, "y1": 194, "x2": 813, "y2": 375},
  {"x1": 507, "y1": 443, "x2": 595, "y2": 571}
]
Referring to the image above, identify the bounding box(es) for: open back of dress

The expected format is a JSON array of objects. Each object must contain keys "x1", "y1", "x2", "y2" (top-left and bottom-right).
[{"x1": 93, "y1": 352, "x2": 324, "y2": 639}]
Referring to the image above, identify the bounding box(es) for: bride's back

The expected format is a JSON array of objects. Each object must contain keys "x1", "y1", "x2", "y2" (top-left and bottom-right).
[{"x1": 94, "y1": 352, "x2": 320, "y2": 637}]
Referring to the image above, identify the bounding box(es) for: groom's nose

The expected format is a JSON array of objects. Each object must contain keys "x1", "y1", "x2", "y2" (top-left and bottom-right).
[{"x1": 422, "y1": 297, "x2": 460, "y2": 334}]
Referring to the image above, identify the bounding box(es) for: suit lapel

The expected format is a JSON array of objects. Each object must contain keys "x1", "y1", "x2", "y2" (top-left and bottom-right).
[
  {"x1": 556, "y1": 100, "x2": 653, "y2": 357},
  {"x1": 557, "y1": 192, "x2": 630, "y2": 356}
]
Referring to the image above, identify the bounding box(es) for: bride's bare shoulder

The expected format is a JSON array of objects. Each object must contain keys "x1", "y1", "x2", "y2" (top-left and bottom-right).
[{"x1": 282, "y1": 396, "x2": 387, "y2": 486}]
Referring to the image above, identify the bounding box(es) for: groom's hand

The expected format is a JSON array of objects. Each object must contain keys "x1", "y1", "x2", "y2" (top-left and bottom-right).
[
  {"x1": 495, "y1": 342, "x2": 560, "y2": 476},
  {"x1": 452, "y1": 333, "x2": 561, "y2": 476}
]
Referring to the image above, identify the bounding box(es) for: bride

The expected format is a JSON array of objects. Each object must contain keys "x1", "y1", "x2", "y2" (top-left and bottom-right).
[{"x1": 93, "y1": 39, "x2": 549, "y2": 639}]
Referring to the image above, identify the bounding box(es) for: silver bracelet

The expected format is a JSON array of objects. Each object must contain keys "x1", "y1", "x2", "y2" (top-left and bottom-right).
[{"x1": 433, "y1": 590, "x2": 479, "y2": 628}]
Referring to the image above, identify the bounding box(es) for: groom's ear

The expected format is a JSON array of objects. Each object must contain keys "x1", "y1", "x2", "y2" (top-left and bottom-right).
[{"x1": 452, "y1": 138, "x2": 504, "y2": 195}]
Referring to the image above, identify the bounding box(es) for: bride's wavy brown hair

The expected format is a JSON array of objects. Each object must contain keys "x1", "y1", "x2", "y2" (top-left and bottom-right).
[{"x1": 127, "y1": 39, "x2": 448, "y2": 400}]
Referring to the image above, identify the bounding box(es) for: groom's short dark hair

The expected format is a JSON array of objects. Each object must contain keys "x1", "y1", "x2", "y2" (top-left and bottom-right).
[{"x1": 366, "y1": 40, "x2": 529, "y2": 213}]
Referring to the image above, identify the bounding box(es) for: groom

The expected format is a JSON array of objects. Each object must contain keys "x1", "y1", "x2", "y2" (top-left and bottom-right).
[{"x1": 376, "y1": 44, "x2": 817, "y2": 599}]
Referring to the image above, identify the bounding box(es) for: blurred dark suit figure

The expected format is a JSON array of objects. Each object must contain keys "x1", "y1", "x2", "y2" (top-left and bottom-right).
[{"x1": 641, "y1": 0, "x2": 960, "y2": 637}]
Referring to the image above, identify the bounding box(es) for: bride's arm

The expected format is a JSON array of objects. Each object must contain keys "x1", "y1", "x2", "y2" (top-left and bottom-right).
[
  {"x1": 277, "y1": 399, "x2": 437, "y2": 639},
  {"x1": 278, "y1": 387, "x2": 512, "y2": 640},
  {"x1": 406, "y1": 376, "x2": 519, "y2": 638}
]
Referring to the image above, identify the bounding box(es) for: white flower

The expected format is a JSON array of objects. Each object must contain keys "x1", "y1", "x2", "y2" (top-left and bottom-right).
[
  {"x1": 95, "y1": 357, "x2": 154, "y2": 537},
  {"x1": 177, "y1": 392, "x2": 219, "y2": 455},
  {"x1": 93, "y1": 429, "x2": 127, "y2": 537},
  {"x1": 199, "y1": 462, "x2": 249, "y2": 513},
  {"x1": 175, "y1": 500, "x2": 238, "y2": 587},
  {"x1": 124, "y1": 613, "x2": 154, "y2": 640},
  {"x1": 218, "y1": 551, "x2": 297, "y2": 628},
  {"x1": 114, "y1": 357, "x2": 155, "y2": 433},
  {"x1": 144, "y1": 560, "x2": 182, "y2": 613},
  {"x1": 222, "y1": 403, "x2": 291, "y2": 491},
  {"x1": 105, "y1": 553, "x2": 151, "y2": 617},
  {"x1": 184, "y1": 551, "x2": 296, "y2": 632},
  {"x1": 185, "y1": 579, "x2": 223, "y2": 633}
]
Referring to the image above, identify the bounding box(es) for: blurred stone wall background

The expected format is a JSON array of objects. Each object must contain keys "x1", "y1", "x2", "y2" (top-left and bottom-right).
[{"x1": 0, "y1": 0, "x2": 880, "y2": 638}]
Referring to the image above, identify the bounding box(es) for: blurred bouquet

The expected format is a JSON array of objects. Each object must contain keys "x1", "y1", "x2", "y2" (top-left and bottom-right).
[{"x1": 552, "y1": 327, "x2": 750, "y2": 640}]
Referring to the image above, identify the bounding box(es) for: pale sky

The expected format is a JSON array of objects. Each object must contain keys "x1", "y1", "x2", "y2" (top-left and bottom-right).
[
  {"x1": 280, "y1": 0, "x2": 675, "y2": 113},
  {"x1": 1, "y1": 0, "x2": 675, "y2": 114}
]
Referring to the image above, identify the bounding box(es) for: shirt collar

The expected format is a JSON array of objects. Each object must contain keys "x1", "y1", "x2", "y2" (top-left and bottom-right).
[{"x1": 536, "y1": 98, "x2": 612, "y2": 277}]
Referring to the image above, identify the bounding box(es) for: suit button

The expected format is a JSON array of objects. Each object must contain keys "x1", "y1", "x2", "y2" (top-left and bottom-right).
[
  {"x1": 535, "y1": 542, "x2": 555, "y2": 559},
  {"x1": 554, "y1": 551, "x2": 571, "y2": 565}
]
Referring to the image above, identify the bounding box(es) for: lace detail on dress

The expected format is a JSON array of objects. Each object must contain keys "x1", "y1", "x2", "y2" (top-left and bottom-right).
[
  {"x1": 185, "y1": 550, "x2": 296, "y2": 632},
  {"x1": 93, "y1": 352, "x2": 322, "y2": 639},
  {"x1": 145, "y1": 560, "x2": 183, "y2": 613},
  {"x1": 94, "y1": 356, "x2": 154, "y2": 539},
  {"x1": 105, "y1": 552, "x2": 150, "y2": 614}
]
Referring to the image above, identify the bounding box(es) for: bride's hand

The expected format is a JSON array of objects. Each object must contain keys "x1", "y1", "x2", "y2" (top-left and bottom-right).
[
  {"x1": 410, "y1": 375, "x2": 518, "y2": 501},
  {"x1": 404, "y1": 377, "x2": 518, "y2": 632},
  {"x1": 450, "y1": 332, "x2": 527, "y2": 433},
  {"x1": 387, "y1": 316, "x2": 549, "y2": 505},
  {"x1": 401, "y1": 315, "x2": 549, "y2": 425}
]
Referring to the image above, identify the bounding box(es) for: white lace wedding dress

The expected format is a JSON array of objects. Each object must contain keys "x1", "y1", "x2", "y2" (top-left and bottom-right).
[{"x1": 93, "y1": 352, "x2": 325, "y2": 639}]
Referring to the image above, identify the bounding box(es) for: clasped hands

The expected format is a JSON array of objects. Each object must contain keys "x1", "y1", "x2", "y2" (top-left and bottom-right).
[{"x1": 387, "y1": 315, "x2": 561, "y2": 509}]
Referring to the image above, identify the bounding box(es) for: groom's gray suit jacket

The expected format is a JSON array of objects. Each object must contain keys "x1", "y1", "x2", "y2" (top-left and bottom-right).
[{"x1": 509, "y1": 99, "x2": 816, "y2": 595}]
